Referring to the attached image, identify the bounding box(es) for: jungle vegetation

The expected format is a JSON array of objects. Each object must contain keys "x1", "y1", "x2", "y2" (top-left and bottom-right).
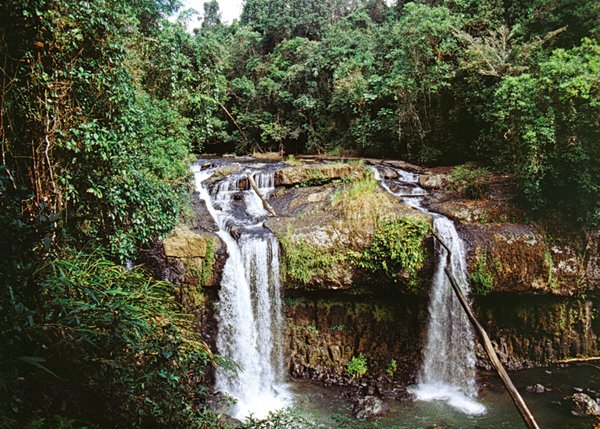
[{"x1": 0, "y1": 0, "x2": 598, "y2": 426}]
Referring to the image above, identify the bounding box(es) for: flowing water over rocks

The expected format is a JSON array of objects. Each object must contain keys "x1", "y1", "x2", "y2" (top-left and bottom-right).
[
  {"x1": 372, "y1": 164, "x2": 485, "y2": 415},
  {"x1": 192, "y1": 161, "x2": 289, "y2": 420},
  {"x1": 185, "y1": 158, "x2": 600, "y2": 426}
]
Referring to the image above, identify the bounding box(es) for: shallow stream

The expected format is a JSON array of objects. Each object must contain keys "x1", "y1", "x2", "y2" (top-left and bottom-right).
[{"x1": 290, "y1": 364, "x2": 599, "y2": 428}]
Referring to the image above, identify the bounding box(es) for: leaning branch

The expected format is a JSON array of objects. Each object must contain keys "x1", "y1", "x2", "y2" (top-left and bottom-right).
[
  {"x1": 216, "y1": 99, "x2": 251, "y2": 150},
  {"x1": 432, "y1": 233, "x2": 541, "y2": 429},
  {"x1": 247, "y1": 174, "x2": 276, "y2": 217}
]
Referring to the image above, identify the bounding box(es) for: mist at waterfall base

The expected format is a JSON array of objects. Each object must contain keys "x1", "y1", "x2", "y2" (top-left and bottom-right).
[
  {"x1": 409, "y1": 217, "x2": 485, "y2": 415},
  {"x1": 372, "y1": 166, "x2": 485, "y2": 415},
  {"x1": 193, "y1": 162, "x2": 290, "y2": 420}
]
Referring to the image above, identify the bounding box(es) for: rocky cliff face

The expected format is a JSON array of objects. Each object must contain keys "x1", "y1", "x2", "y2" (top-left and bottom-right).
[
  {"x1": 420, "y1": 168, "x2": 600, "y2": 296},
  {"x1": 167, "y1": 157, "x2": 600, "y2": 385},
  {"x1": 265, "y1": 162, "x2": 431, "y2": 290},
  {"x1": 284, "y1": 292, "x2": 427, "y2": 384}
]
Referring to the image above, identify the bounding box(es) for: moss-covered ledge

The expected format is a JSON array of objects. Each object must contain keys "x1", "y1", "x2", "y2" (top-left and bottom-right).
[{"x1": 265, "y1": 172, "x2": 433, "y2": 291}]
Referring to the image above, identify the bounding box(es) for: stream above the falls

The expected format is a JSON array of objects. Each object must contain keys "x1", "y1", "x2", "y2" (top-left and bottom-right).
[{"x1": 290, "y1": 363, "x2": 599, "y2": 428}]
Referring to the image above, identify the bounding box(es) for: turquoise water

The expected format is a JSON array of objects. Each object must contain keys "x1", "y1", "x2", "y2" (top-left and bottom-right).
[{"x1": 290, "y1": 364, "x2": 599, "y2": 428}]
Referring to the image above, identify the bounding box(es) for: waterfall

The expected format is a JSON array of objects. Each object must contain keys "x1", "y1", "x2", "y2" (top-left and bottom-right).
[
  {"x1": 372, "y1": 165, "x2": 485, "y2": 415},
  {"x1": 192, "y1": 163, "x2": 289, "y2": 420}
]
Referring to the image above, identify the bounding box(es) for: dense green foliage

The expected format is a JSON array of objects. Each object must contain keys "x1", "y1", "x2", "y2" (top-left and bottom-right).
[
  {"x1": 0, "y1": 0, "x2": 226, "y2": 426},
  {"x1": 357, "y1": 217, "x2": 431, "y2": 288},
  {"x1": 2, "y1": 251, "x2": 228, "y2": 428},
  {"x1": 187, "y1": 0, "x2": 599, "y2": 225}
]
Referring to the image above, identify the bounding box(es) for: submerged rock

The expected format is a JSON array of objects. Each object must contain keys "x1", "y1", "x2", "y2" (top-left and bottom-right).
[
  {"x1": 352, "y1": 395, "x2": 388, "y2": 419},
  {"x1": 526, "y1": 383, "x2": 546, "y2": 393},
  {"x1": 568, "y1": 393, "x2": 600, "y2": 416}
]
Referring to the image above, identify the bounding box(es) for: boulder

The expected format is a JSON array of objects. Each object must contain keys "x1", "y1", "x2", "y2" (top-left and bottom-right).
[
  {"x1": 352, "y1": 395, "x2": 388, "y2": 419},
  {"x1": 526, "y1": 384, "x2": 545, "y2": 393},
  {"x1": 163, "y1": 227, "x2": 219, "y2": 258},
  {"x1": 275, "y1": 163, "x2": 366, "y2": 186},
  {"x1": 418, "y1": 173, "x2": 449, "y2": 190},
  {"x1": 569, "y1": 393, "x2": 600, "y2": 416}
]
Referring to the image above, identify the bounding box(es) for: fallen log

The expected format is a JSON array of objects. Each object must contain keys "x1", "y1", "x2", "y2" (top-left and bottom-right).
[
  {"x1": 433, "y1": 233, "x2": 541, "y2": 429},
  {"x1": 248, "y1": 174, "x2": 277, "y2": 217},
  {"x1": 559, "y1": 356, "x2": 600, "y2": 364}
]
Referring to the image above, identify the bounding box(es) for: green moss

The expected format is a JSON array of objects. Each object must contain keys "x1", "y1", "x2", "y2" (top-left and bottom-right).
[
  {"x1": 199, "y1": 238, "x2": 215, "y2": 287},
  {"x1": 280, "y1": 227, "x2": 348, "y2": 286},
  {"x1": 449, "y1": 164, "x2": 490, "y2": 199},
  {"x1": 354, "y1": 216, "x2": 431, "y2": 290},
  {"x1": 469, "y1": 251, "x2": 495, "y2": 295}
]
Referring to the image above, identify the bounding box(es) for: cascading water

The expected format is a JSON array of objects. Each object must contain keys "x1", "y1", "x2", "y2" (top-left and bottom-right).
[
  {"x1": 372, "y1": 165, "x2": 485, "y2": 415},
  {"x1": 192, "y1": 162, "x2": 289, "y2": 420}
]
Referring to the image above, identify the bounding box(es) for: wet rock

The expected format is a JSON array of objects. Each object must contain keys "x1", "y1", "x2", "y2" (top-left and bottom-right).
[
  {"x1": 275, "y1": 163, "x2": 366, "y2": 186},
  {"x1": 352, "y1": 395, "x2": 388, "y2": 419},
  {"x1": 418, "y1": 173, "x2": 449, "y2": 189},
  {"x1": 191, "y1": 197, "x2": 219, "y2": 232},
  {"x1": 526, "y1": 384, "x2": 545, "y2": 393},
  {"x1": 586, "y1": 229, "x2": 600, "y2": 287},
  {"x1": 568, "y1": 393, "x2": 600, "y2": 416}
]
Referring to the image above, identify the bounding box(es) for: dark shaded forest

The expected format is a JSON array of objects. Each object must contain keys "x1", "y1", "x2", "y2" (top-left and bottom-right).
[{"x1": 0, "y1": 0, "x2": 598, "y2": 427}]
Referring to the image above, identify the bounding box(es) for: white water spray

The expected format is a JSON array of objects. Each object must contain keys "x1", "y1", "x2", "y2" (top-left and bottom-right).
[
  {"x1": 193, "y1": 163, "x2": 289, "y2": 420},
  {"x1": 372, "y1": 165, "x2": 485, "y2": 415}
]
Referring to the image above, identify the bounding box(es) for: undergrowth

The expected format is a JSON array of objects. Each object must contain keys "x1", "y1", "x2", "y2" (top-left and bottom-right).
[
  {"x1": 0, "y1": 250, "x2": 232, "y2": 428},
  {"x1": 449, "y1": 165, "x2": 490, "y2": 199},
  {"x1": 331, "y1": 172, "x2": 395, "y2": 236},
  {"x1": 469, "y1": 251, "x2": 496, "y2": 295},
  {"x1": 280, "y1": 228, "x2": 348, "y2": 286},
  {"x1": 354, "y1": 217, "x2": 431, "y2": 290}
]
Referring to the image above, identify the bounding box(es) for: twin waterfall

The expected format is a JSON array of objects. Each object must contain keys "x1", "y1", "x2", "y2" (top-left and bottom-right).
[
  {"x1": 193, "y1": 162, "x2": 289, "y2": 420},
  {"x1": 192, "y1": 159, "x2": 484, "y2": 420},
  {"x1": 372, "y1": 165, "x2": 485, "y2": 415}
]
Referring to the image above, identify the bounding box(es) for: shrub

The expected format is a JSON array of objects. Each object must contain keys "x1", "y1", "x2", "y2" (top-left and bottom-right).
[
  {"x1": 0, "y1": 250, "x2": 230, "y2": 427},
  {"x1": 469, "y1": 251, "x2": 496, "y2": 295},
  {"x1": 356, "y1": 217, "x2": 431, "y2": 289},
  {"x1": 449, "y1": 165, "x2": 490, "y2": 199},
  {"x1": 347, "y1": 354, "x2": 368, "y2": 378}
]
